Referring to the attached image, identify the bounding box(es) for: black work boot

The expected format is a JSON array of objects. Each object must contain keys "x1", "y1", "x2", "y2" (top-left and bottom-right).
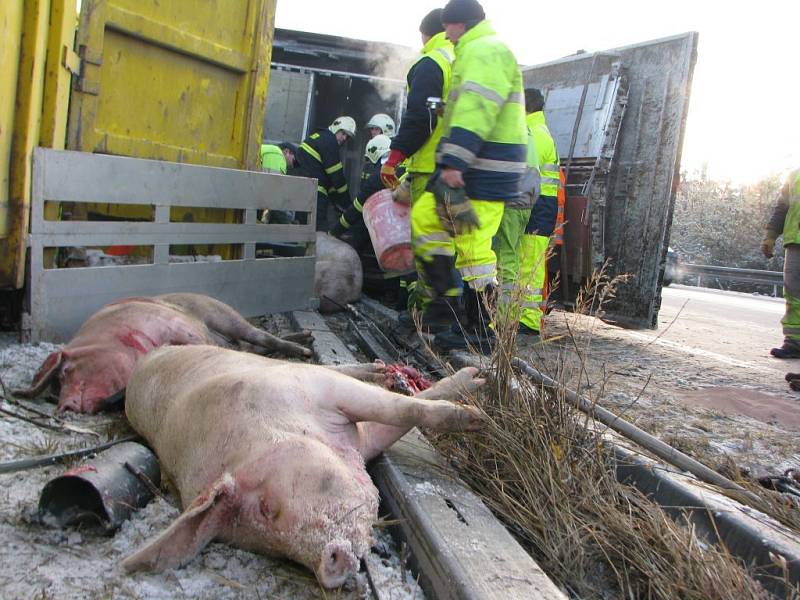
[
  {"x1": 770, "y1": 339, "x2": 800, "y2": 359},
  {"x1": 518, "y1": 323, "x2": 540, "y2": 336},
  {"x1": 400, "y1": 296, "x2": 463, "y2": 333},
  {"x1": 435, "y1": 286, "x2": 496, "y2": 353},
  {"x1": 420, "y1": 296, "x2": 463, "y2": 332}
]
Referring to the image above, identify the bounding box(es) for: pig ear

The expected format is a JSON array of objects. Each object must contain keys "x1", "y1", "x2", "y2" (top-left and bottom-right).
[
  {"x1": 13, "y1": 350, "x2": 64, "y2": 399},
  {"x1": 121, "y1": 473, "x2": 237, "y2": 573}
]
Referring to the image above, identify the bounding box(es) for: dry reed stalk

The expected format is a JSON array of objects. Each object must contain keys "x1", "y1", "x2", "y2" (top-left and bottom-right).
[{"x1": 432, "y1": 266, "x2": 796, "y2": 599}]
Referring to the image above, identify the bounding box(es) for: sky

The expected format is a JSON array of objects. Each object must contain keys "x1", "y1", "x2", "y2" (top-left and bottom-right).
[{"x1": 275, "y1": 0, "x2": 799, "y2": 185}]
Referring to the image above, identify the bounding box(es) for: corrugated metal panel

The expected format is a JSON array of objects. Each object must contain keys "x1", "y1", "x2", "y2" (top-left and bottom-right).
[
  {"x1": 524, "y1": 33, "x2": 698, "y2": 328},
  {"x1": 263, "y1": 68, "x2": 314, "y2": 144},
  {"x1": 67, "y1": 0, "x2": 276, "y2": 170},
  {"x1": 40, "y1": 0, "x2": 78, "y2": 150}
]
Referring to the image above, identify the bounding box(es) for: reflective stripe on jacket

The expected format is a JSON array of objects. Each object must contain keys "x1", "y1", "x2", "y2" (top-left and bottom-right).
[
  {"x1": 527, "y1": 111, "x2": 560, "y2": 197},
  {"x1": 296, "y1": 129, "x2": 349, "y2": 205},
  {"x1": 407, "y1": 33, "x2": 454, "y2": 175},
  {"x1": 435, "y1": 20, "x2": 527, "y2": 201}
]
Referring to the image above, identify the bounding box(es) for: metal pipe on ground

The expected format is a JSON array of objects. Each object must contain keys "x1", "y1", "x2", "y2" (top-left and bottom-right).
[
  {"x1": 509, "y1": 356, "x2": 766, "y2": 507},
  {"x1": 38, "y1": 441, "x2": 160, "y2": 532}
]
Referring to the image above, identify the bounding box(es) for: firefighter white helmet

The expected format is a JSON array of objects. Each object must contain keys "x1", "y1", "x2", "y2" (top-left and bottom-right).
[
  {"x1": 364, "y1": 134, "x2": 392, "y2": 164},
  {"x1": 366, "y1": 113, "x2": 396, "y2": 137},
  {"x1": 329, "y1": 116, "x2": 356, "y2": 138}
]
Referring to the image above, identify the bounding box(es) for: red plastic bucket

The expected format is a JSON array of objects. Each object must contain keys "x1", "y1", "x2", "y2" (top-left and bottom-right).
[{"x1": 362, "y1": 189, "x2": 413, "y2": 273}]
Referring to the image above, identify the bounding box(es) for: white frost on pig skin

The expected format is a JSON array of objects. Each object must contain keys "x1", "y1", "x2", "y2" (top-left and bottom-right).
[{"x1": 122, "y1": 345, "x2": 484, "y2": 588}]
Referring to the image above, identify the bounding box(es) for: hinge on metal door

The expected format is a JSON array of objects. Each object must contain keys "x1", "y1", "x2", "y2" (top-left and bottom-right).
[{"x1": 65, "y1": 44, "x2": 103, "y2": 96}]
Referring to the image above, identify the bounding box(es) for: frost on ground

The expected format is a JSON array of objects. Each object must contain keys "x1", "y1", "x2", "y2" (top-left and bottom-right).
[
  {"x1": 519, "y1": 304, "x2": 800, "y2": 478},
  {"x1": 0, "y1": 333, "x2": 424, "y2": 600}
]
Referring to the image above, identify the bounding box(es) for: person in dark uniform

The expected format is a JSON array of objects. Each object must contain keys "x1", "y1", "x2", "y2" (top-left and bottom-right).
[
  {"x1": 330, "y1": 134, "x2": 392, "y2": 253},
  {"x1": 295, "y1": 116, "x2": 356, "y2": 231}
]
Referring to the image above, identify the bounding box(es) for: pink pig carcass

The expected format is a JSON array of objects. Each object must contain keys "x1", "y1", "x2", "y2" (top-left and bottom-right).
[
  {"x1": 17, "y1": 293, "x2": 312, "y2": 414},
  {"x1": 121, "y1": 345, "x2": 485, "y2": 588}
]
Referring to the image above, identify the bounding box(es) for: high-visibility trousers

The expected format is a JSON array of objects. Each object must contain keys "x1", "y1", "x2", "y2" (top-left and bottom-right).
[
  {"x1": 519, "y1": 234, "x2": 550, "y2": 332},
  {"x1": 783, "y1": 244, "x2": 800, "y2": 342},
  {"x1": 409, "y1": 175, "x2": 451, "y2": 307},
  {"x1": 494, "y1": 206, "x2": 532, "y2": 323},
  {"x1": 410, "y1": 189, "x2": 504, "y2": 294}
]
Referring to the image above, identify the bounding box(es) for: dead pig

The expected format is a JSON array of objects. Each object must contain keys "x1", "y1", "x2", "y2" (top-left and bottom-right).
[
  {"x1": 121, "y1": 345, "x2": 484, "y2": 587},
  {"x1": 315, "y1": 232, "x2": 362, "y2": 312},
  {"x1": 17, "y1": 293, "x2": 312, "y2": 414}
]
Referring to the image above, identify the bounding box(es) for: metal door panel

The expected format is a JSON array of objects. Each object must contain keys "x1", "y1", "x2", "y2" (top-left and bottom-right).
[{"x1": 67, "y1": 0, "x2": 276, "y2": 170}]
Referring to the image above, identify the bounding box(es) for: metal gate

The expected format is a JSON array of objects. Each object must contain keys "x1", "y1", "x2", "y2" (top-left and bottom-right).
[{"x1": 26, "y1": 148, "x2": 316, "y2": 342}]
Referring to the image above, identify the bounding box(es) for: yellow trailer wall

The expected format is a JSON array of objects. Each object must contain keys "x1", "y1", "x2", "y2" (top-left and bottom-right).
[
  {"x1": 0, "y1": 2, "x2": 25, "y2": 247},
  {"x1": 67, "y1": 0, "x2": 275, "y2": 170},
  {"x1": 0, "y1": 0, "x2": 277, "y2": 289}
]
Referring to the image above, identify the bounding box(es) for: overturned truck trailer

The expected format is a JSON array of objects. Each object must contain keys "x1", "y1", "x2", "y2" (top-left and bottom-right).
[{"x1": 525, "y1": 32, "x2": 698, "y2": 328}]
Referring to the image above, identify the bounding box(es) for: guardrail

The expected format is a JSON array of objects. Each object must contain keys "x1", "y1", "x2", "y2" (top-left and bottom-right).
[{"x1": 679, "y1": 263, "x2": 783, "y2": 296}]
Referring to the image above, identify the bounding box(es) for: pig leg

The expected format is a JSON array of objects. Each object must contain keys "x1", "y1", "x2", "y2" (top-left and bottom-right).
[
  {"x1": 325, "y1": 361, "x2": 386, "y2": 384},
  {"x1": 159, "y1": 293, "x2": 313, "y2": 358},
  {"x1": 321, "y1": 367, "x2": 484, "y2": 459},
  {"x1": 356, "y1": 367, "x2": 485, "y2": 460}
]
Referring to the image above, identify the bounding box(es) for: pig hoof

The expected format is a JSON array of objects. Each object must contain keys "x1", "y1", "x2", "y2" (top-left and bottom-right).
[
  {"x1": 282, "y1": 330, "x2": 314, "y2": 345},
  {"x1": 462, "y1": 406, "x2": 486, "y2": 431}
]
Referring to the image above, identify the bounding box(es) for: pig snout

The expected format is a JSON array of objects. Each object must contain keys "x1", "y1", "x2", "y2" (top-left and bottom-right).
[
  {"x1": 58, "y1": 381, "x2": 118, "y2": 415},
  {"x1": 316, "y1": 540, "x2": 359, "y2": 589}
]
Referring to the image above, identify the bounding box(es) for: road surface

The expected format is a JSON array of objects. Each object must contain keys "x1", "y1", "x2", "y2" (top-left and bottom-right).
[
  {"x1": 535, "y1": 284, "x2": 799, "y2": 473},
  {"x1": 651, "y1": 285, "x2": 796, "y2": 377}
]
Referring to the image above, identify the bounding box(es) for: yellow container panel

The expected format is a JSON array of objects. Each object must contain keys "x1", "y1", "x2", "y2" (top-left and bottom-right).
[
  {"x1": 1, "y1": 0, "x2": 51, "y2": 290},
  {"x1": 96, "y1": 30, "x2": 245, "y2": 163},
  {"x1": 68, "y1": 0, "x2": 275, "y2": 170},
  {"x1": 0, "y1": 1, "x2": 25, "y2": 242}
]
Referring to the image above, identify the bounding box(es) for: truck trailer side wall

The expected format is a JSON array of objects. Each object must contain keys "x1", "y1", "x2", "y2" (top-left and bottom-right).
[{"x1": 524, "y1": 32, "x2": 698, "y2": 328}]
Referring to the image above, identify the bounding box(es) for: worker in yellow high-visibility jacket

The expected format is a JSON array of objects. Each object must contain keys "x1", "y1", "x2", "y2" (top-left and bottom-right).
[
  {"x1": 763, "y1": 168, "x2": 800, "y2": 358},
  {"x1": 381, "y1": 8, "x2": 455, "y2": 320},
  {"x1": 515, "y1": 88, "x2": 560, "y2": 336},
  {"x1": 412, "y1": 0, "x2": 527, "y2": 351}
]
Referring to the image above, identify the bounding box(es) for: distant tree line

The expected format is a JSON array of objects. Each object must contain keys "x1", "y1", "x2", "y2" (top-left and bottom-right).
[{"x1": 668, "y1": 171, "x2": 784, "y2": 293}]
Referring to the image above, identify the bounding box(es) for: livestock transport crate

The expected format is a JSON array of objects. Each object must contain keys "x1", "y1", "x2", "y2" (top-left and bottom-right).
[{"x1": 25, "y1": 148, "x2": 317, "y2": 343}]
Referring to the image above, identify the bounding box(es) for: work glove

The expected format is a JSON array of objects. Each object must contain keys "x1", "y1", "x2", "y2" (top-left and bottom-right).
[
  {"x1": 427, "y1": 170, "x2": 480, "y2": 236},
  {"x1": 392, "y1": 177, "x2": 411, "y2": 206},
  {"x1": 761, "y1": 237, "x2": 775, "y2": 259},
  {"x1": 381, "y1": 150, "x2": 406, "y2": 190}
]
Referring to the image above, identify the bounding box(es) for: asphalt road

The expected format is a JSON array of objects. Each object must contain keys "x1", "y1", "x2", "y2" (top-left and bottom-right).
[{"x1": 647, "y1": 284, "x2": 796, "y2": 376}]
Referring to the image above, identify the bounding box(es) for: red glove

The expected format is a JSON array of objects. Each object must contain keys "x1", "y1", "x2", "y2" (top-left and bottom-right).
[{"x1": 380, "y1": 150, "x2": 406, "y2": 190}]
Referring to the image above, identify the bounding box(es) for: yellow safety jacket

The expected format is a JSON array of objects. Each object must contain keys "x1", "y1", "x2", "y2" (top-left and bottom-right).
[
  {"x1": 436, "y1": 20, "x2": 527, "y2": 201},
  {"x1": 783, "y1": 170, "x2": 800, "y2": 245},
  {"x1": 527, "y1": 111, "x2": 560, "y2": 197},
  {"x1": 260, "y1": 144, "x2": 287, "y2": 174},
  {"x1": 407, "y1": 32, "x2": 454, "y2": 175}
]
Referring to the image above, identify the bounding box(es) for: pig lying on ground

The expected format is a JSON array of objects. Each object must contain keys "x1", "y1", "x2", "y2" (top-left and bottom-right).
[
  {"x1": 121, "y1": 345, "x2": 484, "y2": 588},
  {"x1": 16, "y1": 293, "x2": 313, "y2": 414},
  {"x1": 315, "y1": 232, "x2": 362, "y2": 313}
]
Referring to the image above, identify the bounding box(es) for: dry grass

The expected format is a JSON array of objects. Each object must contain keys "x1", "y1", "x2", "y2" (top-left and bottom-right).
[{"x1": 430, "y1": 267, "x2": 798, "y2": 599}]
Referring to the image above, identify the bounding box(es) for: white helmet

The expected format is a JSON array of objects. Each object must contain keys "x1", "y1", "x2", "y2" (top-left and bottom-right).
[
  {"x1": 364, "y1": 134, "x2": 392, "y2": 164},
  {"x1": 329, "y1": 116, "x2": 356, "y2": 138},
  {"x1": 366, "y1": 113, "x2": 396, "y2": 137}
]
